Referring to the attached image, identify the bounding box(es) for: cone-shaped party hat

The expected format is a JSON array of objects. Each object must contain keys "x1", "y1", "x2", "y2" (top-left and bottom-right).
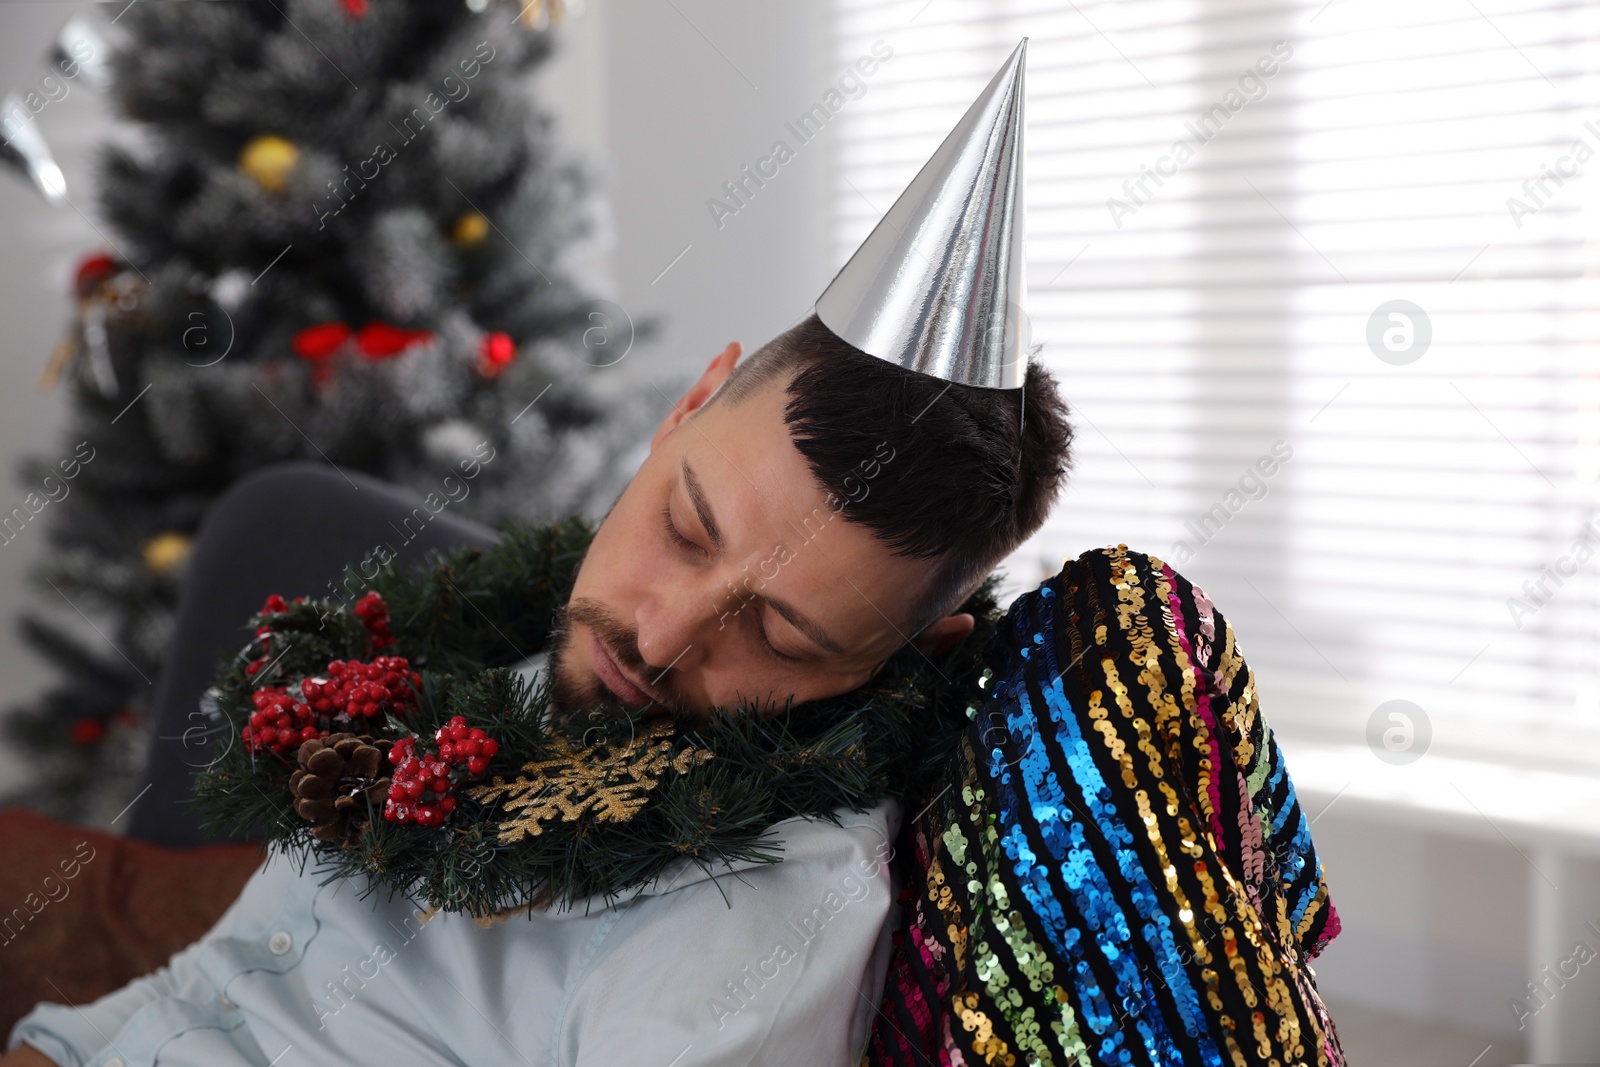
[{"x1": 815, "y1": 38, "x2": 1028, "y2": 390}]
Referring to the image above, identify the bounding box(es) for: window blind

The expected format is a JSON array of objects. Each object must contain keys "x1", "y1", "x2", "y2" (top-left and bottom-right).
[{"x1": 830, "y1": 0, "x2": 1600, "y2": 772}]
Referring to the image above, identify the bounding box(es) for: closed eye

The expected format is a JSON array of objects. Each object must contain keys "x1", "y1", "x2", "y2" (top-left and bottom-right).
[
  {"x1": 755, "y1": 612, "x2": 805, "y2": 663},
  {"x1": 661, "y1": 502, "x2": 703, "y2": 556}
]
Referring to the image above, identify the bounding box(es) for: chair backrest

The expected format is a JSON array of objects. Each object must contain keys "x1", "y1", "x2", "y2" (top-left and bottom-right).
[{"x1": 128, "y1": 462, "x2": 500, "y2": 848}]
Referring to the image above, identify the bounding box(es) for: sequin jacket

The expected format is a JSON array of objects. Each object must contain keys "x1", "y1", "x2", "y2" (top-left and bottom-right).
[{"x1": 865, "y1": 545, "x2": 1346, "y2": 1067}]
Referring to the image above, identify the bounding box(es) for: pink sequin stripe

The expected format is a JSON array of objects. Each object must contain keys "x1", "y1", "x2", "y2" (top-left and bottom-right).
[
  {"x1": 869, "y1": 918, "x2": 948, "y2": 1062},
  {"x1": 1160, "y1": 562, "x2": 1228, "y2": 850},
  {"x1": 1311, "y1": 899, "x2": 1343, "y2": 958},
  {"x1": 882, "y1": 957, "x2": 930, "y2": 1059}
]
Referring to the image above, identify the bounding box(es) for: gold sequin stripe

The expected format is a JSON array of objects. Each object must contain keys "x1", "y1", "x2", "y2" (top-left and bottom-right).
[
  {"x1": 1128, "y1": 548, "x2": 1343, "y2": 1065},
  {"x1": 1144, "y1": 554, "x2": 1336, "y2": 971},
  {"x1": 1032, "y1": 555, "x2": 1205, "y2": 1062},
  {"x1": 1143, "y1": 549, "x2": 1336, "y2": 1064},
  {"x1": 1090, "y1": 547, "x2": 1330, "y2": 1065},
  {"x1": 1094, "y1": 550, "x2": 1249, "y2": 1053}
]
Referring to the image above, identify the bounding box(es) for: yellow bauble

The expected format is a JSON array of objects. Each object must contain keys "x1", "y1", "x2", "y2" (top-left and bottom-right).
[
  {"x1": 517, "y1": 0, "x2": 566, "y2": 29},
  {"x1": 239, "y1": 134, "x2": 299, "y2": 193},
  {"x1": 451, "y1": 210, "x2": 491, "y2": 246},
  {"x1": 142, "y1": 530, "x2": 193, "y2": 577}
]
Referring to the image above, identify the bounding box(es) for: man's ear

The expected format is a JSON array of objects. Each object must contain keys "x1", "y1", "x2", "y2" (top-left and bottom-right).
[
  {"x1": 910, "y1": 612, "x2": 975, "y2": 657},
  {"x1": 650, "y1": 342, "x2": 742, "y2": 451}
]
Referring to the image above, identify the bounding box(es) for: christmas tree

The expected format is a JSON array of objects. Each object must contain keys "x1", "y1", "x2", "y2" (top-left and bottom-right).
[{"x1": 1, "y1": 0, "x2": 645, "y2": 825}]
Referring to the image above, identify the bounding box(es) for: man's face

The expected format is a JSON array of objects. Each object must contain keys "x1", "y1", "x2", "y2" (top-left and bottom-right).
[{"x1": 550, "y1": 344, "x2": 961, "y2": 724}]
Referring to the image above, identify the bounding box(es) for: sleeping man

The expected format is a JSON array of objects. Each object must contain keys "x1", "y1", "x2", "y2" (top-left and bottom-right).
[{"x1": 6, "y1": 41, "x2": 1344, "y2": 1067}]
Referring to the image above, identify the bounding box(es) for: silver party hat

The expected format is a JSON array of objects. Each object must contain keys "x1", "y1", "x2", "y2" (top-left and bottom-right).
[{"x1": 815, "y1": 39, "x2": 1028, "y2": 390}]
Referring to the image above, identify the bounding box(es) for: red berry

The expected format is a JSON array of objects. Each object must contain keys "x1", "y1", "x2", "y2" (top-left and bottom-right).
[
  {"x1": 467, "y1": 756, "x2": 487, "y2": 776},
  {"x1": 439, "y1": 796, "x2": 457, "y2": 813},
  {"x1": 431, "y1": 778, "x2": 448, "y2": 794},
  {"x1": 481, "y1": 739, "x2": 499, "y2": 758}
]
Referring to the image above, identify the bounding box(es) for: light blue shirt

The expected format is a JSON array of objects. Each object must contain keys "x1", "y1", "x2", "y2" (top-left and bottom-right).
[
  {"x1": 9, "y1": 800, "x2": 902, "y2": 1067},
  {"x1": 8, "y1": 654, "x2": 904, "y2": 1066}
]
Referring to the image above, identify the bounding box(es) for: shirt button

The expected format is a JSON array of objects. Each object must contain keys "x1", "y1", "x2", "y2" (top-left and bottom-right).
[
  {"x1": 219, "y1": 994, "x2": 235, "y2": 1011},
  {"x1": 267, "y1": 930, "x2": 293, "y2": 955},
  {"x1": 105, "y1": 1059, "x2": 125, "y2": 1067}
]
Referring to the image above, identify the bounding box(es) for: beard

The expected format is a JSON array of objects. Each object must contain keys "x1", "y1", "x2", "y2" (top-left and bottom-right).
[{"x1": 546, "y1": 596, "x2": 692, "y2": 725}]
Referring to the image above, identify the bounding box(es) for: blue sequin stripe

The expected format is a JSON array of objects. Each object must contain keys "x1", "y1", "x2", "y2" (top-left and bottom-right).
[
  {"x1": 1040, "y1": 563, "x2": 1224, "y2": 1064},
  {"x1": 985, "y1": 571, "x2": 1221, "y2": 1067},
  {"x1": 983, "y1": 673, "x2": 1120, "y2": 1044},
  {"x1": 1274, "y1": 777, "x2": 1323, "y2": 932},
  {"x1": 1031, "y1": 576, "x2": 1206, "y2": 1060}
]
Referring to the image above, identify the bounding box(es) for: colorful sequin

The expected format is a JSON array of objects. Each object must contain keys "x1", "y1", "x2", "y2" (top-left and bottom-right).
[{"x1": 864, "y1": 545, "x2": 1346, "y2": 1067}]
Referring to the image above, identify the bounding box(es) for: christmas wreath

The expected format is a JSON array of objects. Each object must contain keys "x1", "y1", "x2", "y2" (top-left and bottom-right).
[{"x1": 192, "y1": 517, "x2": 997, "y2": 919}]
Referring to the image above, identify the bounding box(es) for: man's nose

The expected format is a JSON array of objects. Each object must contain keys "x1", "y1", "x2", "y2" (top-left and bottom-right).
[{"x1": 633, "y1": 581, "x2": 722, "y2": 673}]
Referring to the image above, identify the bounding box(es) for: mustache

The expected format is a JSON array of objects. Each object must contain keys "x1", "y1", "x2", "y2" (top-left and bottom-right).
[{"x1": 557, "y1": 596, "x2": 687, "y2": 716}]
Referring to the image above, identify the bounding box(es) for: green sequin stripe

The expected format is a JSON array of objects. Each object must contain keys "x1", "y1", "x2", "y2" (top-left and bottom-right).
[{"x1": 933, "y1": 734, "x2": 1092, "y2": 1067}]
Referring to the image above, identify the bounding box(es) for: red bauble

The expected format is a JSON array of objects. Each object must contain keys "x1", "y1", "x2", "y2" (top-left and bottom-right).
[
  {"x1": 73, "y1": 253, "x2": 119, "y2": 299},
  {"x1": 291, "y1": 322, "x2": 351, "y2": 361},
  {"x1": 478, "y1": 331, "x2": 515, "y2": 377},
  {"x1": 69, "y1": 716, "x2": 106, "y2": 745},
  {"x1": 356, "y1": 321, "x2": 434, "y2": 360}
]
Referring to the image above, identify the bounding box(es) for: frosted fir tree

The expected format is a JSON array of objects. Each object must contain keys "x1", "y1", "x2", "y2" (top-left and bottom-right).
[{"x1": 2, "y1": 0, "x2": 647, "y2": 824}]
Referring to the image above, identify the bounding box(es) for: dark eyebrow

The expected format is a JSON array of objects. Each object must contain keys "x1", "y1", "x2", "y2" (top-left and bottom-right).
[
  {"x1": 681, "y1": 458, "x2": 844, "y2": 658},
  {"x1": 762, "y1": 593, "x2": 847, "y2": 658},
  {"x1": 680, "y1": 460, "x2": 724, "y2": 552}
]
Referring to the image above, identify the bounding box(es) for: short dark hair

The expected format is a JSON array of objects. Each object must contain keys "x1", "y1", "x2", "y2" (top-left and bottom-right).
[{"x1": 711, "y1": 313, "x2": 1074, "y2": 634}]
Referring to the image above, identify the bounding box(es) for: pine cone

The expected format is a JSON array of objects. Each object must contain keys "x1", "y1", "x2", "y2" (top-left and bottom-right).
[{"x1": 289, "y1": 732, "x2": 393, "y2": 845}]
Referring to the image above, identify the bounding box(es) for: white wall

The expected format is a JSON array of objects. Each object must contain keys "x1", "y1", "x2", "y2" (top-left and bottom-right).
[
  {"x1": 537, "y1": 0, "x2": 837, "y2": 387},
  {"x1": 1309, "y1": 811, "x2": 1530, "y2": 1046},
  {"x1": 0, "y1": 1, "x2": 119, "y2": 788}
]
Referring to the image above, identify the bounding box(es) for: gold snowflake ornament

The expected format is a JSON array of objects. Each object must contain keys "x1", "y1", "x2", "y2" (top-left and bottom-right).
[{"x1": 465, "y1": 719, "x2": 714, "y2": 845}]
